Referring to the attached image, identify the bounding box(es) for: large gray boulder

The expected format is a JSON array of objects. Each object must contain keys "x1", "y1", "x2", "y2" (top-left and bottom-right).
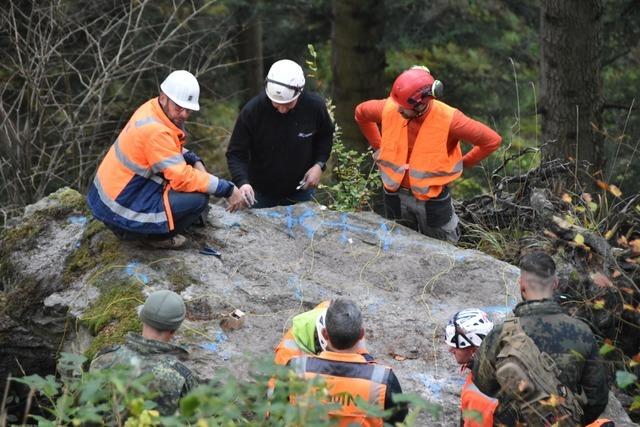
[{"x1": 1, "y1": 188, "x2": 635, "y2": 425}]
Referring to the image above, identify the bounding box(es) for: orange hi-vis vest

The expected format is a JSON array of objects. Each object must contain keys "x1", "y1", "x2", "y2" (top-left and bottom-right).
[
  {"x1": 88, "y1": 98, "x2": 217, "y2": 233},
  {"x1": 289, "y1": 352, "x2": 390, "y2": 427},
  {"x1": 586, "y1": 420, "x2": 615, "y2": 427},
  {"x1": 274, "y1": 329, "x2": 304, "y2": 366},
  {"x1": 461, "y1": 373, "x2": 498, "y2": 427},
  {"x1": 377, "y1": 99, "x2": 463, "y2": 200}
]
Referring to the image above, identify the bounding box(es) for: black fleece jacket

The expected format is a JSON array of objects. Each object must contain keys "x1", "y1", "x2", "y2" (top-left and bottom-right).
[{"x1": 226, "y1": 91, "x2": 334, "y2": 197}]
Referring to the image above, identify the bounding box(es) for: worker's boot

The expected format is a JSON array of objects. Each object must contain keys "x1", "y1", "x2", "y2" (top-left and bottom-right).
[{"x1": 146, "y1": 234, "x2": 187, "y2": 249}]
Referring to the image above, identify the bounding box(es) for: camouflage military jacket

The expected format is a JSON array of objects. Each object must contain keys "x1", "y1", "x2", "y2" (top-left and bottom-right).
[
  {"x1": 90, "y1": 332, "x2": 198, "y2": 415},
  {"x1": 472, "y1": 299, "x2": 609, "y2": 424}
]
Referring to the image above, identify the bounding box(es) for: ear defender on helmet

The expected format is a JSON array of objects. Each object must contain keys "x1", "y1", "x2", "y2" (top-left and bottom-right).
[
  {"x1": 408, "y1": 79, "x2": 444, "y2": 106},
  {"x1": 391, "y1": 67, "x2": 444, "y2": 110}
]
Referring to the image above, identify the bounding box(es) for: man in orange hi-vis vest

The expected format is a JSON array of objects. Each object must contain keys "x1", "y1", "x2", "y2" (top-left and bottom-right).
[
  {"x1": 445, "y1": 308, "x2": 497, "y2": 427},
  {"x1": 87, "y1": 70, "x2": 243, "y2": 249},
  {"x1": 287, "y1": 299, "x2": 407, "y2": 427},
  {"x1": 355, "y1": 66, "x2": 502, "y2": 243},
  {"x1": 274, "y1": 300, "x2": 372, "y2": 366}
]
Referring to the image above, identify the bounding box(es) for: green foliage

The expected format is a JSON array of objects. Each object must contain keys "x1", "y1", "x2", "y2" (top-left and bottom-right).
[
  {"x1": 319, "y1": 138, "x2": 381, "y2": 212},
  {"x1": 4, "y1": 354, "x2": 439, "y2": 426},
  {"x1": 616, "y1": 371, "x2": 638, "y2": 390}
]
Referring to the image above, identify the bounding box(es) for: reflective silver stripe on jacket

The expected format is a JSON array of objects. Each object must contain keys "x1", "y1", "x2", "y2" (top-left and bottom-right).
[
  {"x1": 376, "y1": 159, "x2": 405, "y2": 174},
  {"x1": 93, "y1": 176, "x2": 168, "y2": 224},
  {"x1": 411, "y1": 184, "x2": 431, "y2": 195},
  {"x1": 207, "y1": 175, "x2": 220, "y2": 195},
  {"x1": 291, "y1": 355, "x2": 308, "y2": 376},
  {"x1": 282, "y1": 339, "x2": 300, "y2": 350},
  {"x1": 378, "y1": 169, "x2": 400, "y2": 189},
  {"x1": 113, "y1": 138, "x2": 165, "y2": 185},
  {"x1": 409, "y1": 160, "x2": 463, "y2": 179},
  {"x1": 368, "y1": 365, "x2": 390, "y2": 405},
  {"x1": 135, "y1": 116, "x2": 161, "y2": 128},
  {"x1": 151, "y1": 154, "x2": 185, "y2": 174}
]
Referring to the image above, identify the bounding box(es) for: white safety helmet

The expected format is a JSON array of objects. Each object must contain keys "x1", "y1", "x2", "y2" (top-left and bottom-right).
[
  {"x1": 265, "y1": 59, "x2": 305, "y2": 104},
  {"x1": 160, "y1": 70, "x2": 200, "y2": 111},
  {"x1": 445, "y1": 308, "x2": 494, "y2": 349},
  {"x1": 316, "y1": 309, "x2": 329, "y2": 351}
]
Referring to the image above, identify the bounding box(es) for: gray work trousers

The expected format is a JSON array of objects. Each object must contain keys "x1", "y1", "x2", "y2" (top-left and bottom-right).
[{"x1": 391, "y1": 187, "x2": 460, "y2": 243}]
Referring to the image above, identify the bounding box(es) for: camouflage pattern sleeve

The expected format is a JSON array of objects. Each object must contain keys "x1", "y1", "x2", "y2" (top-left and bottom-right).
[
  {"x1": 149, "y1": 360, "x2": 189, "y2": 415},
  {"x1": 580, "y1": 340, "x2": 609, "y2": 423},
  {"x1": 472, "y1": 324, "x2": 502, "y2": 397}
]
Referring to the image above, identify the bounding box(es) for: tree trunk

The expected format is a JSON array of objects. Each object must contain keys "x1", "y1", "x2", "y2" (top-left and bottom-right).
[
  {"x1": 539, "y1": 0, "x2": 604, "y2": 185},
  {"x1": 331, "y1": 0, "x2": 385, "y2": 151},
  {"x1": 236, "y1": 0, "x2": 263, "y2": 107}
]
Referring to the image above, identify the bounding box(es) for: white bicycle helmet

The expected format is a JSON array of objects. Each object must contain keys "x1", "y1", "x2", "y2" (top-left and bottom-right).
[
  {"x1": 316, "y1": 309, "x2": 329, "y2": 351},
  {"x1": 445, "y1": 308, "x2": 494, "y2": 349}
]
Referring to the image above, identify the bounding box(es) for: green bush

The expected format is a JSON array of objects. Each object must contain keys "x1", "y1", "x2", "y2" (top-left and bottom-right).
[{"x1": 5, "y1": 353, "x2": 441, "y2": 426}]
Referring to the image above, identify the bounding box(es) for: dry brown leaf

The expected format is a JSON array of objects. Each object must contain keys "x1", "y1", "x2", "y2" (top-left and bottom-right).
[
  {"x1": 608, "y1": 184, "x2": 622, "y2": 197},
  {"x1": 629, "y1": 239, "x2": 640, "y2": 255},
  {"x1": 543, "y1": 229, "x2": 559, "y2": 239},
  {"x1": 540, "y1": 394, "x2": 565, "y2": 407},
  {"x1": 625, "y1": 257, "x2": 639, "y2": 265},
  {"x1": 620, "y1": 287, "x2": 634, "y2": 295},
  {"x1": 617, "y1": 235, "x2": 629, "y2": 247},
  {"x1": 389, "y1": 352, "x2": 408, "y2": 362},
  {"x1": 590, "y1": 272, "x2": 613, "y2": 288},
  {"x1": 595, "y1": 179, "x2": 609, "y2": 191},
  {"x1": 604, "y1": 229, "x2": 615, "y2": 240},
  {"x1": 623, "y1": 304, "x2": 636, "y2": 312},
  {"x1": 581, "y1": 193, "x2": 593, "y2": 203},
  {"x1": 612, "y1": 270, "x2": 622, "y2": 278},
  {"x1": 561, "y1": 193, "x2": 572, "y2": 203},
  {"x1": 593, "y1": 299, "x2": 606, "y2": 309}
]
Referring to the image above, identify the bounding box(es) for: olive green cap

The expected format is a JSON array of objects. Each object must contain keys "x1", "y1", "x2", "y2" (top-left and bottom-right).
[{"x1": 139, "y1": 290, "x2": 186, "y2": 331}]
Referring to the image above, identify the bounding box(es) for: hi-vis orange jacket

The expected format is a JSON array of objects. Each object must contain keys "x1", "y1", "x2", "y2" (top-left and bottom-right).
[
  {"x1": 288, "y1": 352, "x2": 396, "y2": 427},
  {"x1": 274, "y1": 329, "x2": 371, "y2": 366},
  {"x1": 88, "y1": 98, "x2": 232, "y2": 234},
  {"x1": 274, "y1": 301, "x2": 373, "y2": 366},
  {"x1": 461, "y1": 373, "x2": 498, "y2": 427},
  {"x1": 377, "y1": 99, "x2": 463, "y2": 200}
]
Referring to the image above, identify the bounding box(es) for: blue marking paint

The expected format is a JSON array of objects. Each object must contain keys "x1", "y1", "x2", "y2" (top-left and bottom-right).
[
  {"x1": 67, "y1": 215, "x2": 88, "y2": 225},
  {"x1": 378, "y1": 222, "x2": 392, "y2": 250},
  {"x1": 257, "y1": 208, "x2": 401, "y2": 251},
  {"x1": 125, "y1": 262, "x2": 149, "y2": 284},
  {"x1": 200, "y1": 342, "x2": 219, "y2": 352},
  {"x1": 287, "y1": 275, "x2": 303, "y2": 302},
  {"x1": 415, "y1": 373, "x2": 443, "y2": 399},
  {"x1": 200, "y1": 331, "x2": 228, "y2": 353}
]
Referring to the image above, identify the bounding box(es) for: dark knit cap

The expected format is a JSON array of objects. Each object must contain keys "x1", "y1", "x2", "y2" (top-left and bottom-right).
[{"x1": 139, "y1": 290, "x2": 186, "y2": 331}]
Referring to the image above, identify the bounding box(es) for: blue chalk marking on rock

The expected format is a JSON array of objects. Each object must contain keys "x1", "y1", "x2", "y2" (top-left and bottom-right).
[
  {"x1": 200, "y1": 342, "x2": 218, "y2": 352},
  {"x1": 125, "y1": 261, "x2": 149, "y2": 284},
  {"x1": 68, "y1": 215, "x2": 88, "y2": 225}
]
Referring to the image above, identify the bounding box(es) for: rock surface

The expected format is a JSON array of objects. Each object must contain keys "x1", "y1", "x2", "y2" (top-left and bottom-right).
[{"x1": 0, "y1": 189, "x2": 635, "y2": 425}]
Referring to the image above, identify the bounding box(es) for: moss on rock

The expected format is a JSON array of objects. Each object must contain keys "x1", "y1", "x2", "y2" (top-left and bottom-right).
[
  {"x1": 81, "y1": 279, "x2": 144, "y2": 359},
  {"x1": 63, "y1": 220, "x2": 125, "y2": 284}
]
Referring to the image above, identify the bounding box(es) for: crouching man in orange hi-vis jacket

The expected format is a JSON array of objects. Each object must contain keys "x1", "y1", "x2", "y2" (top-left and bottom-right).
[
  {"x1": 355, "y1": 66, "x2": 502, "y2": 243},
  {"x1": 274, "y1": 300, "x2": 372, "y2": 366},
  {"x1": 87, "y1": 70, "x2": 243, "y2": 249},
  {"x1": 445, "y1": 308, "x2": 498, "y2": 427},
  {"x1": 287, "y1": 299, "x2": 407, "y2": 427}
]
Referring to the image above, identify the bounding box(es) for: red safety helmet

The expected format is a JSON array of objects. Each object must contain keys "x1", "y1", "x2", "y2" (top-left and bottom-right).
[{"x1": 390, "y1": 68, "x2": 443, "y2": 110}]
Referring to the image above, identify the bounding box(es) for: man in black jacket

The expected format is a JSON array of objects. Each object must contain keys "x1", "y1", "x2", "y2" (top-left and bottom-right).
[
  {"x1": 226, "y1": 59, "x2": 334, "y2": 210},
  {"x1": 472, "y1": 252, "x2": 609, "y2": 425}
]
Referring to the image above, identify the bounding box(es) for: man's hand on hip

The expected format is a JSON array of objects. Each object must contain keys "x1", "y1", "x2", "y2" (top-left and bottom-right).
[
  {"x1": 302, "y1": 164, "x2": 323, "y2": 189},
  {"x1": 226, "y1": 186, "x2": 247, "y2": 212}
]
